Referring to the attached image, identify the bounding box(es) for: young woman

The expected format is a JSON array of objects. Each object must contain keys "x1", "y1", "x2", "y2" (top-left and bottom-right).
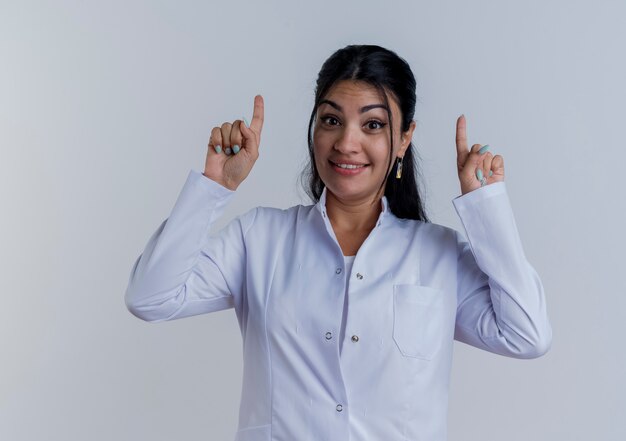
[{"x1": 125, "y1": 44, "x2": 552, "y2": 441}]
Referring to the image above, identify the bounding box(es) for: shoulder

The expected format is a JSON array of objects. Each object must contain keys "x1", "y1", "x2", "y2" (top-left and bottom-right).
[
  {"x1": 390, "y1": 214, "x2": 458, "y2": 239},
  {"x1": 238, "y1": 201, "x2": 314, "y2": 236},
  {"x1": 388, "y1": 215, "x2": 461, "y2": 254},
  {"x1": 254, "y1": 202, "x2": 308, "y2": 222}
]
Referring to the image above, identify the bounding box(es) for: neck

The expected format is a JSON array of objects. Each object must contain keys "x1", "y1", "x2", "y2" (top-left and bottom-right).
[{"x1": 325, "y1": 189, "x2": 383, "y2": 232}]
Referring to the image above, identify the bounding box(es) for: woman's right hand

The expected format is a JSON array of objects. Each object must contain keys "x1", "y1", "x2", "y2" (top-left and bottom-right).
[{"x1": 203, "y1": 95, "x2": 264, "y2": 191}]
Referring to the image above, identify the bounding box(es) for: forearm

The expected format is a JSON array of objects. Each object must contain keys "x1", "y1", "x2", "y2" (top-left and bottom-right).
[
  {"x1": 453, "y1": 182, "x2": 552, "y2": 358},
  {"x1": 124, "y1": 170, "x2": 235, "y2": 322}
]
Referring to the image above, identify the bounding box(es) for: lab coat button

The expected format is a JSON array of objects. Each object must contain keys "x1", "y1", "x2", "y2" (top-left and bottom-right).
[
  {"x1": 351, "y1": 335, "x2": 359, "y2": 342},
  {"x1": 336, "y1": 404, "x2": 343, "y2": 412},
  {"x1": 335, "y1": 267, "x2": 342, "y2": 274},
  {"x1": 325, "y1": 331, "x2": 332, "y2": 340},
  {"x1": 356, "y1": 273, "x2": 363, "y2": 280}
]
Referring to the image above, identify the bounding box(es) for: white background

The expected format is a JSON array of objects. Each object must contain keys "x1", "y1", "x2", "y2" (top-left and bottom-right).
[{"x1": 1, "y1": 0, "x2": 624, "y2": 439}]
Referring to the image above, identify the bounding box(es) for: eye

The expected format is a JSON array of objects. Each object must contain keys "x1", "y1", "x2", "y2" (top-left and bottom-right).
[
  {"x1": 366, "y1": 120, "x2": 387, "y2": 130},
  {"x1": 320, "y1": 115, "x2": 340, "y2": 126}
]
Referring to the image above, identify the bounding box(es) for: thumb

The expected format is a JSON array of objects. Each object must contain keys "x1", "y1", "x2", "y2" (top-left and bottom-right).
[{"x1": 240, "y1": 115, "x2": 259, "y2": 154}]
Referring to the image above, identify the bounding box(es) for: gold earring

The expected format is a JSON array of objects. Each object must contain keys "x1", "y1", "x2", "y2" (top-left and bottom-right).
[{"x1": 396, "y1": 156, "x2": 403, "y2": 179}]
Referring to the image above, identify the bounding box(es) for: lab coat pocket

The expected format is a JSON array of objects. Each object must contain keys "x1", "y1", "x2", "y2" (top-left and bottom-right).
[{"x1": 392, "y1": 284, "x2": 444, "y2": 361}]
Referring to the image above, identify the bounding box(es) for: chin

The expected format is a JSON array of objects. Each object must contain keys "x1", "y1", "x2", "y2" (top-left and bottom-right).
[{"x1": 325, "y1": 182, "x2": 372, "y2": 200}]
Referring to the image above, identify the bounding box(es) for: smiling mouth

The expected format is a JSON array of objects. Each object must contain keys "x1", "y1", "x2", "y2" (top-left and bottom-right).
[{"x1": 329, "y1": 160, "x2": 370, "y2": 169}]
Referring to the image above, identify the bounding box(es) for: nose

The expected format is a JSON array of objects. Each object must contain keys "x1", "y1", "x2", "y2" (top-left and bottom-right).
[{"x1": 334, "y1": 124, "x2": 361, "y2": 154}]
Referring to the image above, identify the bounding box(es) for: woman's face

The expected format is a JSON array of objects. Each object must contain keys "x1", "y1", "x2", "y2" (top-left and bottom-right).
[{"x1": 313, "y1": 80, "x2": 413, "y2": 204}]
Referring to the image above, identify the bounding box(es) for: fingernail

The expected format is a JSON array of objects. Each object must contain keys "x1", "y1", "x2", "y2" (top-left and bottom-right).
[
  {"x1": 232, "y1": 144, "x2": 240, "y2": 154},
  {"x1": 476, "y1": 169, "x2": 484, "y2": 181},
  {"x1": 489, "y1": 170, "x2": 493, "y2": 177},
  {"x1": 242, "y1": 116, "x2": 249, "y2": 127},
  {"x1": 225, "y1": 147, "x2": 232, "y2": 155},
  {"x1": 215, "y1": 145, "x2": 222, "y2": 154},
  {"x1": 479, "y1": 144, "x2": 490, "y2": 154}
]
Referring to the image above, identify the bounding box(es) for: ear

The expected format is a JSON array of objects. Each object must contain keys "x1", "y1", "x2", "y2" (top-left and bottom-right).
[{"x1": 398, "y1": 120, "x2": 416, "y2": 157}]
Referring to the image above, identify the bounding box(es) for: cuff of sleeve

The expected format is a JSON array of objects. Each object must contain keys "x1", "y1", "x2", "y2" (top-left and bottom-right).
[
  {"x1": 452, "y1": 181, "x2": 507, "y2": 208},
  {"x1": 451, "y1": 181, "x2": 511, "y2": 253},
  {"x1": 451, "y1": 181, "x2": 518, "y2": 268},
  {"x1": 168, "y1": 170, "x2": 236, "y2": 229},
  {"x1": 189, "y1": 169, "x2": 236, "y2": 199}
]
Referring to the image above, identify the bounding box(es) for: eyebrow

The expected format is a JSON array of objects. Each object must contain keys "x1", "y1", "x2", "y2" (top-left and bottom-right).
[{"x1": 319, "y1": 99, "x2": 389, "y2": 113}]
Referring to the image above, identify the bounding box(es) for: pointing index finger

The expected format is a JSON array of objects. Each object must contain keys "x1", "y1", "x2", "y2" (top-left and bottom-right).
[
  {"x1": 250, "y1": 95, "x2": 264, "y2": 134},
  {"x1": 456, "y1": 114, "x2": 469, "y2": 165}
]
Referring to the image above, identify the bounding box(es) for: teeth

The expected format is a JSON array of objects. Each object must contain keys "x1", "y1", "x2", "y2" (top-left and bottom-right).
[{"x1": 335, "y1": 163, "x2": 364, "y2": 169}]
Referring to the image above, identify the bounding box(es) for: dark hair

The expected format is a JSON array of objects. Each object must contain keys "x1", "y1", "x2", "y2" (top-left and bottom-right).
[{"x1": 299, "y1": 44, "x2": 429, "y2": 222}]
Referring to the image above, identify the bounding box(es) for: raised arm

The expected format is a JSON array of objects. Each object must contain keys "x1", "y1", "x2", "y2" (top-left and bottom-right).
[
  {"x1": 452, "y1": 183, "x2": 552, "y2": 358},
  {"x1": 451, "y1": 114, "x2": 552, "y2": 358},
  {"x1": 125, "y1": 95, "x2": 264, "y2": 322},
  {"x1": 124, "y1": 171, "x2": 257, "y2": 322}
]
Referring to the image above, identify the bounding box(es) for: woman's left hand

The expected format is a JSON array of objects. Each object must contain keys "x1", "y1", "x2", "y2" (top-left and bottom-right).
[{"x1": 455, "y1": 114, "x2": 505, "y2": 195}]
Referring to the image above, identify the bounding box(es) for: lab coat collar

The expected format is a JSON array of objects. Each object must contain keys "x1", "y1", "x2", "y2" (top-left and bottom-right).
[{"x1": 315, "y1": 186, "x2": 390, "y2": 226}]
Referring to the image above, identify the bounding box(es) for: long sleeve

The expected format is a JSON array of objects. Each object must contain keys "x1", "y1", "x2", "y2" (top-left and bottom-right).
[
  {"x1": 124, "y1": 169, "x2": 257, "y2": 323},
  {"x1": 452, "y1": 181, "x2": 552, "y2": 359}
]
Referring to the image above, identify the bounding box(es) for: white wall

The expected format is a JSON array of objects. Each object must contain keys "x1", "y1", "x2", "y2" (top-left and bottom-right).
[{"x1": 1, "y1": 0, "x2": 624, "y2": 439}]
